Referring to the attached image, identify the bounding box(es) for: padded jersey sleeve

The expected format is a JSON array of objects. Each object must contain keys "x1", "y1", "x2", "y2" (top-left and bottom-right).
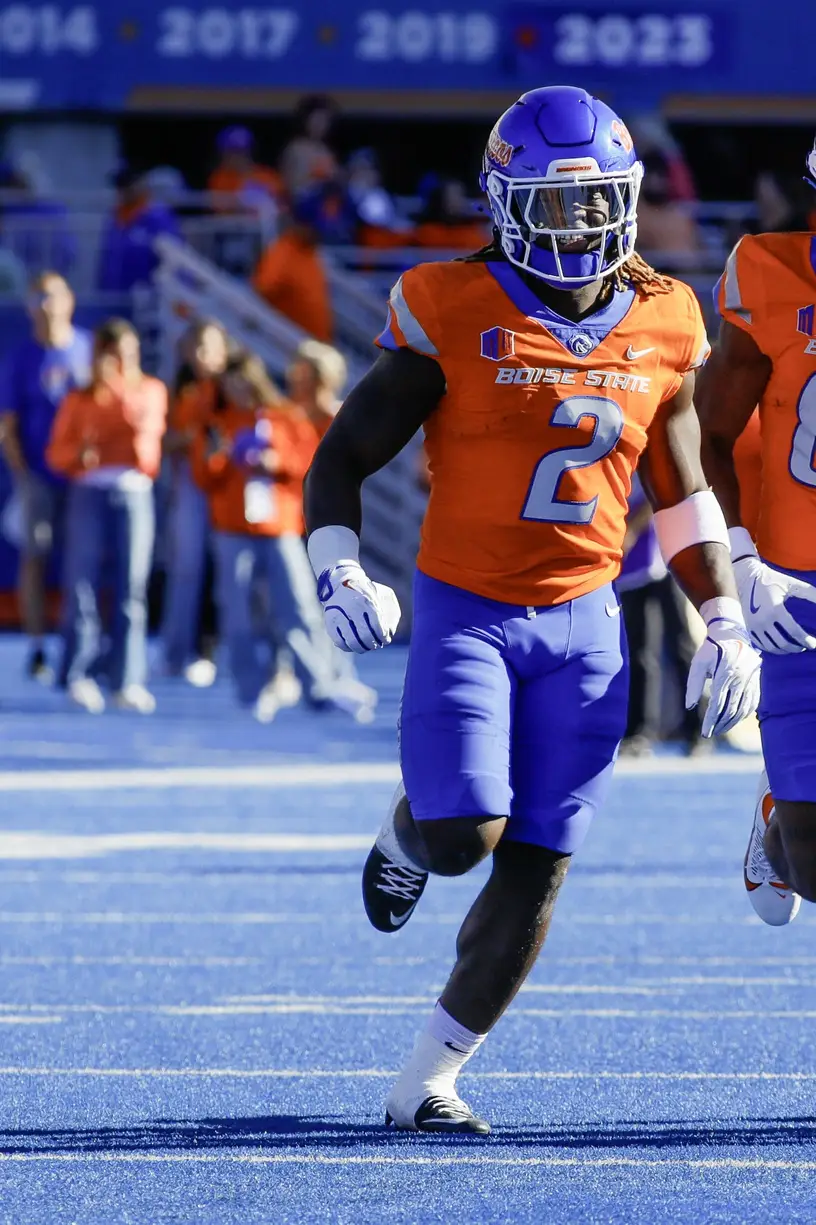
[
  {"x1": 713, "y1": 235, "x2": 768, "y2": 349},
  {"x1": 375, "y1": 264, "x2": 442, "y2": 360},
  {"x1": 676, "y1": 279, "x2": 711, "y2": 374}
]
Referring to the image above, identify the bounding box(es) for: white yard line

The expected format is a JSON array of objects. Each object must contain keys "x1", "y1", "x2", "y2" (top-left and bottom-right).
[
  {"x1": 0, "y1": 832, "x2": 372, "y2": 859},
  {"x1": 0, "y1": 1153, "x2": 809, "y2": 1169},
  {"x1": 0, "y1": 763, "x2": 401, "y2": 792},
  {"x1": 0, "y1": 754, "x2": 761, "y2": 794},
  {"x1": 0, "y1": 1066, "x2": 812, "y2": 1081},
  {"x1": 0, "y1": 999, "x2": 813, "y2": 1020}
]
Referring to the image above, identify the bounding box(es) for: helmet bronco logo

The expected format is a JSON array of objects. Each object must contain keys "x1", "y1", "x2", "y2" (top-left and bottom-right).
[
  {"x1": 611, "y1": 120, "x2": 634, "y2": 152},
  {"x1": 486, "y1": 125, "x2": 514, "y2": 168}
]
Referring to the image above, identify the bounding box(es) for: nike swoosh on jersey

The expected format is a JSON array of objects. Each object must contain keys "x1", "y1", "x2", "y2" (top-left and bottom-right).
[
  {"x1": 626, "y1": 345, "x2": 656, "y2": 360},
  {"x1": 605, "y1": 602, "x2": 621, "y2": 617}
]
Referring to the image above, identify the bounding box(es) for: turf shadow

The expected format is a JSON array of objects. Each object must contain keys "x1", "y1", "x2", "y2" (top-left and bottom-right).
[
  {"x1": 2, "y1": 1115, "x2": 816, "y2": 1154},
  {"x1": 0, "y1": 1116, "x2": 416, "y2": 1155}
]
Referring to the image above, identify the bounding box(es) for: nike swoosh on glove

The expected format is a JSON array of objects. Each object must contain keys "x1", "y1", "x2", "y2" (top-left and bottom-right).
[
  {"x1": 733, "y1": 554, "x2": 816, "y2": 654},
  {"x1": 316, "y1": 562, "x2": 401, "y2": 654},
  {"x1": 685, "y1": 618, "x2": 762, "y2": 738}
]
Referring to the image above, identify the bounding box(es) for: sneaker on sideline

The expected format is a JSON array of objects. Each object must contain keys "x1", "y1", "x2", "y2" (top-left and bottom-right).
[
  {"x1": 114, "y1": 685, "x2": 156, "y2": 715},
  {"x1": 68, "y1": 677, "x2": 105, "y2": 714}
]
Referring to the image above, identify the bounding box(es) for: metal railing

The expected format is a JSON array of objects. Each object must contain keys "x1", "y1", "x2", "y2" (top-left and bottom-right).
[{"x1": 0, "y1": 191, "x2": 755, "y2": 299}]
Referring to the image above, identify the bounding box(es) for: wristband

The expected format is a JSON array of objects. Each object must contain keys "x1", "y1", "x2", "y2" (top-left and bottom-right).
[
  {"x1": 653, "y1": 490, "x2": 730, "y2": 565},
  {"x1": 307, "y1": 525, "x2": 361, "y2": 578}
]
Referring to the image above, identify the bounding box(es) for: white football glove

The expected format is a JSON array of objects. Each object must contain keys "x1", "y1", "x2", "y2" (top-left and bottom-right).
[
  {"x1": 316, "y1": 561, "x2": 401, "y2": 654},
  {"x1": 685, "y1": 598, "x2": 762, "y2": 738},
  {"x1": 730, "y1": 529, "x2": 816, "y2": 654}
]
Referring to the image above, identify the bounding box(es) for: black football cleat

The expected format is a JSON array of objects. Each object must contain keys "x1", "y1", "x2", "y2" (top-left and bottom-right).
[
  {"x1": 362, "y1": 844, "x2": 428, "y2": 933},
  {"x1": 386, "y1": 1095, "x2": 491, "y2": 1135}
]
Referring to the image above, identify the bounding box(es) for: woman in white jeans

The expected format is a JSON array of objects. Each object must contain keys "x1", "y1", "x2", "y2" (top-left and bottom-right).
[{"x1": 46, "y1": 319, "x2": 167, "y2": 714}]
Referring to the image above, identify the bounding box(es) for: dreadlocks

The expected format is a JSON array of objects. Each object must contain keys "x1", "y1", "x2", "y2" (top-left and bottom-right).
[{"x1": 613, "y1": 251, "x2": 673, "y2": 296}]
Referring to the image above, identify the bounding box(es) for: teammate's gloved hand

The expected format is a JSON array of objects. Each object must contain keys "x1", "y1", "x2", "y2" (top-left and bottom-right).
[
  {"x1": 316, "y1": 561, "x2": 401, "y2": 654},
  {"x1": 730, "y1": 528, "x2": 816, "y2": 653},
  {"x1": 685, "y1": 599, "x2": 762, "y2": 738}
]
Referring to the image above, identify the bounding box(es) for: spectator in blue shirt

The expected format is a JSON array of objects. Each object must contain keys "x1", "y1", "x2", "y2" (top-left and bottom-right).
[
  {"x1": 96, "y1": 166, "x2": 181, "y2": 295},
  {"x1": 0, "y1": 272, "x2": 92, "y2": 680}
]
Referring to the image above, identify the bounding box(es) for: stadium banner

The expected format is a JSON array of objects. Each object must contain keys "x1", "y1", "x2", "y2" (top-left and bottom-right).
[{"x1": 0, "y1": 0, "x2": 806, "y2": 115}]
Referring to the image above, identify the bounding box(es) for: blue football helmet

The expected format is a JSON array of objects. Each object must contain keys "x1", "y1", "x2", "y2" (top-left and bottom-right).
[{"x1": 480, "y1": 85, "x2": 643, "y2": 287}]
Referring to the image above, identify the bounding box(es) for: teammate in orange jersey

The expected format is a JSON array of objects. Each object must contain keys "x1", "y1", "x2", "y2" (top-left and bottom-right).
[
  {"x1": 305, "y1": 86, "x2": 761, "y2": 1135},
  {"x1": 697, "y1": 137, "x2": 816, "y2": 929}
]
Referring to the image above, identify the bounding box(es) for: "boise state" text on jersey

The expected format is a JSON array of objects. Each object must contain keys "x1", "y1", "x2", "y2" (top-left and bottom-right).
[{"x1": 494, "y1": 367, "x2": 652, "y2": 393}]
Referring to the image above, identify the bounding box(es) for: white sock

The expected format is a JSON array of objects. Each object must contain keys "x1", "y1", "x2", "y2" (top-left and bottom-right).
[
  {"x1": 375, "y1": 782, "x2": 424, "y2": 871},
  {"x1": 388, "y1": 1004, "x2": 487, "y2": 1118}
]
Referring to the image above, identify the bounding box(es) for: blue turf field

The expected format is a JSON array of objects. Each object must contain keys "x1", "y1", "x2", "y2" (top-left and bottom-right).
[{"x1": 0, "y1": 636, "x2": 814, "y2": 1224}]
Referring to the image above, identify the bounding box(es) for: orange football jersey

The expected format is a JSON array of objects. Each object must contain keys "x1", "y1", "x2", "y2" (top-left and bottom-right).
[
  {"x1": 717, "y1": 233, "x2": 816, "y2": 571},
  {"x1": 377, "y1": 259, "x2": 709, "y2": 605}
]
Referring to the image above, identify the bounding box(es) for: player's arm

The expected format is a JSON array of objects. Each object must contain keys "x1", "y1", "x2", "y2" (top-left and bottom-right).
[
  {"x1": 638, "y1": 371, "x2": 760, "y2": 737},
  {"x1": 697, "y1": 320, "x2": 816, "y2": 653},
  {"x1": 640, "y1": 371, "x2": 737, "y2": 609},
  {"x1": 304, "y1": 346, "x2": 446, "y2": 653}
]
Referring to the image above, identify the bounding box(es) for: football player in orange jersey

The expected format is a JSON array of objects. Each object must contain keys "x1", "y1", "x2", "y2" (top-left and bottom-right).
[
  {"x1": 697, "y1": 136, "x2": 816, "y2": 930},
  {"x1": 305, "y1": 86, "x2": 761, "y2": 1135}
]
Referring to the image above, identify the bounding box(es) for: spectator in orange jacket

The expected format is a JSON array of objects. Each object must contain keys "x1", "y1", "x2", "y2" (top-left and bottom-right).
[
  {"x1": 160, "y1": 319, "x2": 229, "y2": 682},
  {"x1": 191, "y1": 351, "x2": 337, "y2": 716},
  {"x1": 252, "y1": 209, "x2": 333, "y2": 343},
  {"x1": 46, "y1": 318, "x2": 167, "y2": 715}
]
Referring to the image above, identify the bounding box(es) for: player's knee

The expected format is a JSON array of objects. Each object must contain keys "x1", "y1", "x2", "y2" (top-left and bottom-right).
[{"x1": 419, "y1": 815, "x2": 507, "y2": 877}]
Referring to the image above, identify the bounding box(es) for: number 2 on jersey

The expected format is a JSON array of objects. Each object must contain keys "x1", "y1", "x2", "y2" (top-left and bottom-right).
[
  {"x1": 521, "y1": 395, "x2": 624, "y2": 525},
  {"x1": 790, "y1": 373, "x2": 816, "y2": 488}
]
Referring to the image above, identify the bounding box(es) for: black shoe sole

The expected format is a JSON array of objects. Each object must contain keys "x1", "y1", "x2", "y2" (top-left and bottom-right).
[{"x1": 385, "y1": 1106, "x2": 491, "y2": 1136}]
